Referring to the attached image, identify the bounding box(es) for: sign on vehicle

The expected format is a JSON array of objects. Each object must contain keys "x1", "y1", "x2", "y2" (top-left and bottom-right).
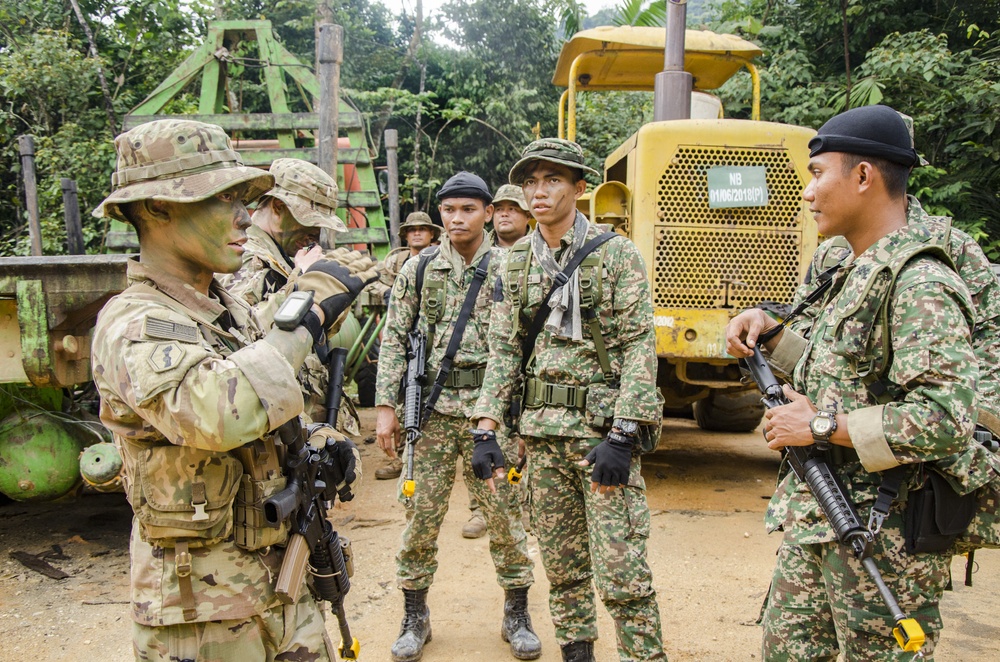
[{"x1": 707, "y1": 166, "x2": 768, "y2": 209}]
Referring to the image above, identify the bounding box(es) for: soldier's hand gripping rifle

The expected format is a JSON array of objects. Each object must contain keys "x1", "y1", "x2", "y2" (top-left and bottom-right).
[
  {"x1": 264, "y1": 351, "x2": 361, "y2": 660},
  {"x1": 741, "y1": 346, "x2": 926, "y2": 654},
  {"x1": 401, "y1": 329, "x2": 426, "y2": 499}
]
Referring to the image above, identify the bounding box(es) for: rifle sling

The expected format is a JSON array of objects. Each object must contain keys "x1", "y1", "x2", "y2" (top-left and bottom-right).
[
  {"x1": 519, "y1": 232, "x2": 619, "y2": 376},
  {"x1": 421, "y1": 251, "x2": 492, "y2": 422}
]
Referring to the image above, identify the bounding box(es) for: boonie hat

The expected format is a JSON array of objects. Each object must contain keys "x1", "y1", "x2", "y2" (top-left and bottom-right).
[
  {"x1": 492, "y1": 184, "x2": 530, "y2": 213},
  {"x1": 93, "y1": 119, "x2": 274, "y2": 222},
  {"x1": 265, "y1": 158, "x2": 346, "y2": 232},
  {"x1": 808, "y1": 105, "x2": 920, "y2": 168},
  {"x1": 400, "y1": 211, "x2": 441, "y2": 240},
  {"x1": 508, "y1": 138, "x2": 600, "y2": 185}
]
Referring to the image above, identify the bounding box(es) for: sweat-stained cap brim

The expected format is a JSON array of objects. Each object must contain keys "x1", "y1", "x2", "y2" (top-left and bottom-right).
[
  {"x1": 509, "y1": 148, "x2": 600, "y2": 186},
  {"x1": 93, "y1": 151, "x2": 274, "y2": 223}
]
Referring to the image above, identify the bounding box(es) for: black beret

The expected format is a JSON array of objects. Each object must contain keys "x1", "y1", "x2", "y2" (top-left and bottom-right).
[
  {"x1": 436, "y1": 171, "x2": 493, "y2": 205},
  {"x1": 808, "y1": 105, "x2": 919, "y2": 168}
]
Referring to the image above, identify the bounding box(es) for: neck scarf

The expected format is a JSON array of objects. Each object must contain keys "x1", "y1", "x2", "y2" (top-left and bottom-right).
[{"x1": 531, "y1": 211, "x2": 589, "y2": 341}]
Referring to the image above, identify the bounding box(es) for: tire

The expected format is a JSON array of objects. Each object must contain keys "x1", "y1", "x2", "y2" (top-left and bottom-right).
[{"x1": 693, "y1": 389, "x2": 765, "y2": 432}]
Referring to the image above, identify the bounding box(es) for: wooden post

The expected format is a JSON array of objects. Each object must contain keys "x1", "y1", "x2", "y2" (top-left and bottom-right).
[
  {"x1": 18, "y1": 135, "x2": 43, "y2": 256},
  {"x1": 385, "y1": 129, "x2": 401, "y2": 249},
  {"x1": 61, "y1": 178, "x2": 85, "y2": 255},
  {"x1": 317, "y1": 23, "x2": 343, "y2": 248}
]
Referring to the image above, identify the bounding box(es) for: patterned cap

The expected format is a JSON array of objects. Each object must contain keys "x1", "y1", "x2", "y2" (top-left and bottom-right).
[
  {"x1": 492, "y1": 184, "x2": 530, "y2": 213},
  {"x1": 508, "y1": 137, "x2": 600, "y2": 185},
  {"x1": 265, "y1": 158, "x2": 345, "y2": 232},
  {"x1": 93, "y1": 119, "x2": 274, "y2": 222},
  {"x1": 897, "y1": 112, "x2": 930, "y2": 167}
]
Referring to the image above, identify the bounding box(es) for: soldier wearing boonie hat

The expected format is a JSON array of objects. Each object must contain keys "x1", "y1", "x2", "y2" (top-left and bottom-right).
[
  {"x1": 221, "y1": 157, "x2": 361, "y2": 428},
  {"x1": 91, "y1": 119, "x2": 376, "y2": 661},
  {"x1": 472, "y1": 137, "x2": 666, "y2": 661},
  {"x1": 490, "y1": 184, "x2": 532, "y2": 249},
  {"x1": 378, "y1": 211, "x2": 442, "y2": 285}
]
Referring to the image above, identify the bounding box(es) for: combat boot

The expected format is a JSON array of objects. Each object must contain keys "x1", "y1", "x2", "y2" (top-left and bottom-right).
[
  {"x1": 501, "y1": 587, "x2": 541, "y2": 659},
  {"x1": 561, "y1": 641, "x2": 595, "y2": 662},
  {"x1": 462, "y1": 510, "x2": 487, "y2": 538},
  {"x1": 376, "y1": 457, "x2": 403, "y2": 480},
  {"x1": 391, "y1": 588, "x2": 432, "y2": 662}
]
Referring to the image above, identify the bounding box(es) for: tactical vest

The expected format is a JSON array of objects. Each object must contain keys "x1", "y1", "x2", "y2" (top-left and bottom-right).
[{"x1": 116, "y1": 283, "x2": 289, "y2": 554}]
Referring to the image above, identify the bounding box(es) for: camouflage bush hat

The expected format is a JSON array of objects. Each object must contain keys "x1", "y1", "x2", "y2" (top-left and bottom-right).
[
  {"x1": 808, "y1": 105, "x2": 919, "y2": 168},
  {"x1": 264, "y1": 158, "x2": 346, "y2": 232},
  {"x1": 400, "y1": 211, "x2": 441, "y2": 239},
  {"x1": 492, "y1": 184, "x2": 530, "y2": 213},
  {"x1": 93, "y1": 119, "x2": 274, "y2": 223},
  {"x1": 508, "y1": 138, "x2": 600, "y2": 186}
]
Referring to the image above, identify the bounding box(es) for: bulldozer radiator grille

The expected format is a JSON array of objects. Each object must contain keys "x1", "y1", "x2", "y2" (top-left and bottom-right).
[{"x1": 653, "y1": 146, "x2": 805, "y2": 309}]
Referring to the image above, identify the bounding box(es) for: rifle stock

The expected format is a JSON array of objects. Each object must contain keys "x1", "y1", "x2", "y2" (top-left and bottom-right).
[{"x1": 741, "y1": 345, "x2": 925, "y2": 653}]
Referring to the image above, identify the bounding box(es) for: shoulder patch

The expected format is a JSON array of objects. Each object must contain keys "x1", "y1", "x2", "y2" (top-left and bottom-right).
[
  {"x1": 147, "y1": 342, "x2": 186, "y2": 373},
  {"x1": 144, "y1": 317, "x2": 199, "y2": 343},
  {"x1": 393, "y1": 274, "x2": 409, "y2": 298}
]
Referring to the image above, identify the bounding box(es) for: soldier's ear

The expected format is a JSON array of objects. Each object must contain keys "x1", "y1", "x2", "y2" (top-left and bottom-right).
[{"x1": 136, "y1": 199, "x2": 172, "y2": 225}]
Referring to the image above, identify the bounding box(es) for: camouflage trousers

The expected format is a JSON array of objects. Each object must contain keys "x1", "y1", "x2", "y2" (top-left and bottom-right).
[
  {"x1": 132, "y1": 590, "x2": 335, "y2": 661},
  {"x1": 762, "y1": 510, "x2": 948, "y2": 661},
  {"x1": 526, "y1": 435, "x2": 665, "y2": 661},
  {"x1": 396, "y1": 411, "x2": 533, "y2": 590}
]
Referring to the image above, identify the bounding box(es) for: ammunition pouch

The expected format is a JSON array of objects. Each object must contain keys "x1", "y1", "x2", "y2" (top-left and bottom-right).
[
  {"x1": 584, "y1": 381, "x2": 618, "y2": 430},
  {"x1": 234, "y1": 474, "x2": 290, "y2": 550},
  {"x1": 132, "y1": 445, "x2": 242, "y2": 548},
  {"x1": 231, "y1": 437, "x2": 289, "y2": 551},
  {"x1": 905, "y1": 469, "x2": 978, "y2": 554}
]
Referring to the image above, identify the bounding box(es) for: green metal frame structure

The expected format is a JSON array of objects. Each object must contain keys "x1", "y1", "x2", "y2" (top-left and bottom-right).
[{"x1": 111, "y1": 20, "x2": 389, "y2": 257}]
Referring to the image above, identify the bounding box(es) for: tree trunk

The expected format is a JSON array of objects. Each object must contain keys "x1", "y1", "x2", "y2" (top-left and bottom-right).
[{"x1": 68, "y1": 0, "x2": 118, "y2": 135}]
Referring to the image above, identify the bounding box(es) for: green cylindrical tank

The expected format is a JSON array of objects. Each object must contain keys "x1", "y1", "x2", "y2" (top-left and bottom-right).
[
  {"x1": 80, "y1": 441, "x2": 124, "y2": 492},
  {"x1": 0, "y1": 412, "x2": 85, "y2": 501}
]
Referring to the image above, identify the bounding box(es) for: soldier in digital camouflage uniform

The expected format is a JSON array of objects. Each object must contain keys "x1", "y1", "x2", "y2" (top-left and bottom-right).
[
  {"x1": 90, "y1": 119, "x2": 377, "y2": 661},
  {"x1": 490, "y1": 184, "x2": 533, "y2": 249},
  {"x1": 375, "y1": 211, "x2": 443, "y2": 481},
  {"x1": 375, "y1": 171, "x2": 541, "y2": 661},
  {"x1": 726, "y1": 105, "x2": 1000, "y2": 660},
  {"x1": 218, "y1": 158, "x2": 360, "y2": 433},
  {"x1": 472, "y1": 139, "x2": 666, "y2": 662}
]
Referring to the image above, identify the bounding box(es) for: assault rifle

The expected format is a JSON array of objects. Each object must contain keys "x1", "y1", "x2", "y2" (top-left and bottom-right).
[
  {"x1": 264, "y1": 347, "x2": 360, "y2": 660},
  {"x1": 741, "y1": 345, "x2": 926, "y2": 654},
  {"x1": 402, "y1": 329, "x2": 426, "y2": 499}
]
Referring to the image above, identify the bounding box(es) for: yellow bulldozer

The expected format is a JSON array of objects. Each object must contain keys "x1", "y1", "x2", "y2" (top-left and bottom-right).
[{"x1": 557, "y1": 7, "x2": 818, "y2": 432}]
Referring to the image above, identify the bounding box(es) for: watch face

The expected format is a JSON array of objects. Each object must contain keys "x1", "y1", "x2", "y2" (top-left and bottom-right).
[
  {"x1": 811, "y1": 414, "x2": 833, "y2": 436},
  {"x1": 618, "y1": 420, "x2": 639, "y2": 435}
]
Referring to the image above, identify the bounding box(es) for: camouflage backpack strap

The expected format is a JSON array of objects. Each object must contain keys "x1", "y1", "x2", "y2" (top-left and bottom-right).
[
  {"x1": 578, "y1": 244, "x2": 614, "y2": 383},
  {"x1": 820, "y1": 236, "x2": 852, "y2": 271},
  {"x1": 505, "y1": 240, "x2": 533, "y2": 340},
  {"x1": 413, "y1": 246, "x2": 442, "y2": 345}
]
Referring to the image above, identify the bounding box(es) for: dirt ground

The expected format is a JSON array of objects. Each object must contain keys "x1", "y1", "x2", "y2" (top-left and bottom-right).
[{"x1": 2, "y1": 410, "x2": 999, "y2": 662}]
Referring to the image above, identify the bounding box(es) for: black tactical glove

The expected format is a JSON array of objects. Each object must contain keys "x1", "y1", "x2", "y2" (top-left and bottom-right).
[
  {"x1": 470, "y1": 428, "x2": 505, "y2": 480},
  {"x1": 296, "y1": 249, "x2": 379, "y2": 333},
  {"x1": 584, "y1": 430, "x2": 634, "y2": 488},
  {"x1": 308, "y1": 424, "x2": 361, "y2": 502}
]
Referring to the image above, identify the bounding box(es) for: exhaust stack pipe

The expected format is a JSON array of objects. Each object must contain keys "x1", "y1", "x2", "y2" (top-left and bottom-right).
[{"x1": 653, "y1": 0, "x2": 693, "y2": 121}]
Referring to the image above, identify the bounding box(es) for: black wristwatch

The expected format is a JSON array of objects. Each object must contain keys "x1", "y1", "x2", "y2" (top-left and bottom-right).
[
  {"x1": 613, "y1": 418, "x2": 639, "y2": 436},
  {"x1": 809, "y1": 410, "x2": 838, "y2": 448}
]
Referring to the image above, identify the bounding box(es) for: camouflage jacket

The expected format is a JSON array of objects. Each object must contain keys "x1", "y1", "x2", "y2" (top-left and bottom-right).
[
  {"x1": 471, "y1": 218, "x2": 661, "y2": 439},
  {"x1": 91, "y1": 259, "x2": 305, "y2": 625},
  {"x1": 766, "y1": 223, "x2": 993, "y2": 543},
  {"x1": 789, "y1": 196, "x2": 1000, "y2": 432},
  {"x1": 218, "y1": 225, "x2": 362, "y2": 431},
  {"x1": 378, "y1": 246, "x2": 416, "y2": 287},
  {"x1": 375, "y1": 232, "x2": 499, "y2": 417}
]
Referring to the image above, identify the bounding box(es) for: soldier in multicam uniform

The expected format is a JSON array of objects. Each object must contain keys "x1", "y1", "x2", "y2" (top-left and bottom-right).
[
  {"x1": 375, "y1": 171, "x2": 541, "y2": 662},
  {"x1": 90, "y1": 119, "x2": 377, "y2": 661},
  {"x1": 726, "y1": 105, "x2": 999, "y2": 659},
  {"x1": 471, "y1": 139, "x2": 666, "y2": 662},
  {"x1": 219, "y1": 158, "x2": 360, "y2": 432},
  {"x1": 375, "y1": 211, "x2": 442, "y2": 481}
]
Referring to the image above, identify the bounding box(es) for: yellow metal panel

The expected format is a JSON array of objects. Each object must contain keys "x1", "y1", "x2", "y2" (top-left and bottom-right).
[
  {"x1": 553, "y1": 26, "x2": 761, "y2": 91},
  {"x1": 653, "y1": 308, "x2": 734, "y2": 360}
]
